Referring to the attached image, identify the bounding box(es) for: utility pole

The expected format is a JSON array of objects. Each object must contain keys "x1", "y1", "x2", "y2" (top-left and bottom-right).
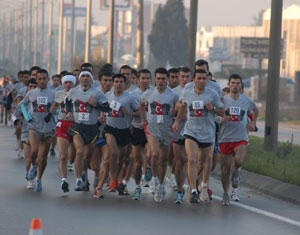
[
  {"x1": 187, "y1": 0, "x2": 198, "y2": 69},
  {"x1": 107, "y1": 0, "x2": 115, "y2": 65},
  {"x1": 70, "y1": 0, "x2": 75, "y2": 70},
  {"x1": 33, "y1": 0, "x2": 38, "y2": 65},
  {"x1": 57, "y1": 0, "x2": 64, "y2": 73},
  {"x1": 85, "y1": 0, "x2": 92, "y2": 63},
  {"x1": 41, "y1": 0, "x2": 45, "y2": 66},
  {"x1": 29, "y1": 0, "x2": 33, "y2": 66},
  {"x1": 48, "y1": 0, "x2": 53, "y2": 73},
  {"x1": 16, "y1": 8, "x2": 20, "y2": 71},
  {"x1": 136, "y1": 0, "x2": 144, "y2": 69},
  {"x1": 2, "y1": 16, "x2": 6, "y2": 61},
  {"x1": 21, "y1": 3, "x2": 25, "y2": 69},
  {"x1": 264, "y1": 0, "x2": 283, "y2": 152}
]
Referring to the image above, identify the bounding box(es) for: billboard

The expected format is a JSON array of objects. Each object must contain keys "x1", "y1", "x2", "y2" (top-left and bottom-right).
[
  {"x1": 63, "y1": 7, "x2": 87, "y2": 17},
  {"x1": 100, "y1": 0, "x2": 134, "y2": 10},
  {"x1": 209, "y1": 47, "x2": 229, "y2": 61}
]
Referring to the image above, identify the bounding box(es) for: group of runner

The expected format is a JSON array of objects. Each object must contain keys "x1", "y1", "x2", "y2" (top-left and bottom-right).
[{"x1": 2, "y1": 59, "x2": 258, "y2": 206}]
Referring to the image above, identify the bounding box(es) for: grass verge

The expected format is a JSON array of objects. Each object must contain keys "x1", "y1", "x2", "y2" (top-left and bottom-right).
[{"x1": 244, "y1": 136, "x2": 300, "y2": 186}]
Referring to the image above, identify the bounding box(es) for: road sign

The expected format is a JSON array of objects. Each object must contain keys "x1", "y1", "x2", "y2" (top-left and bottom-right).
[
  {"x1": 240, "y1": 37, "x2": 285, "y2": 59},
  {"x1": 100, "y1": 0, "x2": 134, "y2": 10},
  {"x1": 209, "y1": 47, "x2": 228, "y2": 61},
  {"x1": 63, "y1": 7, "x2": 86, "y2": 17}
]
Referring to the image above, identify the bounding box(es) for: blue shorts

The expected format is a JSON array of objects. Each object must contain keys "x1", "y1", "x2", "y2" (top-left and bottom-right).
[
  {"x1": 214, "y1": 140, "x2": 220, "y2": 153},
  {"x1": 96, "y1": 137, "x2": 106, "y2": 147}
]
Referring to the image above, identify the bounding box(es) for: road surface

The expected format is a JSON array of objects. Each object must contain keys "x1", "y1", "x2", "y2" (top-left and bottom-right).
[{"x1": 0, "y1": 124, "x2": 300, "y2": 235}]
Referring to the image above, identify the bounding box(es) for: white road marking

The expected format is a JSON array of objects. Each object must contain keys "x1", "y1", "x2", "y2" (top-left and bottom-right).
[{"x1": 213, "y1": 195, "x2": 300, "y2": 228}]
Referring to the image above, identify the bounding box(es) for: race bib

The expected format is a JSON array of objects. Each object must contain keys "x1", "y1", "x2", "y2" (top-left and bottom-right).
[
  {"x1": 110, "y1": 100, "x2": 121, "y2": 111},
  {"x1": 157, "y1": 115, "x2": 164, "y2": 123},
  {"x1": 229, "y1": 106, "x2": 241, "y2": 115},
  {"x1": 37, "y1": 96, "x2": 48, "y2": 105},
  {"x1": 192, "y1": 100, "x2": 204, "y2": 110},
  {"x1": 78, "y1": 112, "x2": 89, "y2": 121}
]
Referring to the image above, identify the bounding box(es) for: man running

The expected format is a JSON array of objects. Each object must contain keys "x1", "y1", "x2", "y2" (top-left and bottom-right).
[
  {"x1": 140, "y1": 67, "x2": 178, "y2": 203},
  {"x1": 173, "y1": 69, "x2": 224, "y2": 203},
  {"x1": 20, "y1": 69, "x2": 56, "y2": 192},
  {"x1": 219, "y1": 74, "x2": 258, "y2": 206}
]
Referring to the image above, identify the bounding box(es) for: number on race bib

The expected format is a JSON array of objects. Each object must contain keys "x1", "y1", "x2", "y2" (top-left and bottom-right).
[
  {"x1": 229, "y1": 107, "x2": 241, "y2": 115},
  {"x1": 37, "y1": 96, "x2": 48, "y2": 105},
  {"x1": 157, "y1": 115, "x2": 164, "y2": 123},
  {"x1": 192, "y1": 100, "x2": 204, "y2": 110},
  {"x1": 110, "y1": 100, "x2": 121, "y2": 111},
  {"x1": 78, "y1": 112, "x2": 89, "y2": 121}
]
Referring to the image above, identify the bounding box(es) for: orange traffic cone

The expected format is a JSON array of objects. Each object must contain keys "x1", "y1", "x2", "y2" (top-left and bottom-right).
[{"x1": 29, "y1": 218, "x2": 43, "y2": 235}]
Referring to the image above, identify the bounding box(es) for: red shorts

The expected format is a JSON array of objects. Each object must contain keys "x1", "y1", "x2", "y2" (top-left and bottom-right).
[
  {"x1": 219, "y1": 140, "x2": 248, "y2": 155},
  {"x1": 56, "y1": 120, "x2": 75, "y2": 142}
]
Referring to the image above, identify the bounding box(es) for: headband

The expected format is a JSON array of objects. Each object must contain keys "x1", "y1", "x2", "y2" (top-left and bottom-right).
[
  {"x1": 62, "y1": 75, "x2": 76, "y2": 85},
  {"x1": 79, "y1": 71, "x2": 94, "y2": 84}
]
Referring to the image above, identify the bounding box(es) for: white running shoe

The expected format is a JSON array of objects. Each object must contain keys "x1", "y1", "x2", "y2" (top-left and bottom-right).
[
  {"x1": 199, "y1": 185, "x2": 209, "y2": 202},
  {"x1": 25, "y1": 180, "x2": 35, "y2": 189},
  {"x1": 154, "y1": 185, "x2": 164, "y2": 203},
  {"x1": 67, "y1": 162, "x2": 74, "y2": 171},
  {"x1": 149, "y1": 178, "x2": 158, "y2": 194},
  {"x1": 231, "y1": 189, "x2": 240, "y2": 202},
  {"x1": 18, "y1": 149, "x2": 24, "y2": 159},
  {"x1": 168, "y1": 174, "x2": 177, "y2": 191}
]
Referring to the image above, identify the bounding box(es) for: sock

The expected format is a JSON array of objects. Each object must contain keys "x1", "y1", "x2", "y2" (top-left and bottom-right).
[
  {"x1": 191, "y1": 188, "x2": 197, "y2": 194},
  {"x1": 136, "y1": 183, "x2": 141, "y2": 188},
  {"x1": 61, "y1": 178, "x2": 67, "y2": 182},
  {"x1": 232, "y1": 187, "x2": 238, "y2": 193},
  {"x1": 201, "y1": 182, "x2": 207, "y2": 188},
  {"x1": 123, "y1": 180, "x2": 128, "y2": 186}
]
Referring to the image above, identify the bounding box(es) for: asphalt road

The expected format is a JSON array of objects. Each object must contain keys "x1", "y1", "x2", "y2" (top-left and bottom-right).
[
  {"x1": 251, "y1": 121, "x2": 300, "y2": 145},
  {"x1": 0, "y1": 124, "x2": 300, "y2": 235}
]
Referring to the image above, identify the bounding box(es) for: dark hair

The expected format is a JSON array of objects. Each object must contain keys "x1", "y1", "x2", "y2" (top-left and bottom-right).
[
  {"x1": 102, "y1": 63, "x2": 113, "y2": 71},
  {"x1": 18, "y1": 71, "x2": 23, "y2": 77},
  {"x1": 228, "y1": 74, "x2": 242, "y2": 83},
  {"x1": 179, "y1": 67, "x2": 191, "y2": 73},
  {"x1": 193, "y1": 69, "x2": 207, "y2": 78},
  {"x1": 138, "y1": 69, "x2": 151, "y2": 78},
  {"x1": 222, "y1": 87, "x2": 230, "y2": 93},
  {"x1": 112, "y1": 73, "x2": 126, "y2": 83},
  {"x1": 168, "y1": 68, "x2": 179, "y2": 76},
  {"x1": 52, "y1": 74, "x2": 60, "y2": 80},
  {"x1": 29, "y1": 66, "x2": 41, "y2": 75},
  {"x1": 155, "y1": 67, "x2": 168, "y2": 77},
  {"x1": 131, "y1": 68, "x2": 138, "y2": 77},
  {"x1": 119, "y1": 65, "x2": 131, "y2": 73},
  {"x1": 72, "y1": 69, "x2": 80, "y2": 73},
  {"x1": 80, "y1": 63, "x2": 93, "y2": 70},
  {"x1": 23, "y1": 70, "x2": 30, "y2": 75},
  {"x1": 98, "y1": 70, "x2": 113, "y2": 81},
  {"x1": 80, "y1": 68, "x2": 93, "y2": 74},
  {"x1": 60, "y1": 70, "x2": 69, "y2": 78},
  {"x1": 36, "y1": 69, "x2": 48, "y2": 76},
  {"x1": 194, "y1": 59, "x2": 209, "y2": 72},
  {"x1": 27, "y1": 78, "x2": 37, "y2": 85},
  {"x1": 208, "y1": 72, "x2": 212, "y2": 77}
]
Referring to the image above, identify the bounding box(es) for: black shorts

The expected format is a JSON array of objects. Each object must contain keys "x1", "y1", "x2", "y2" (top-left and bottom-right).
[
  {"x1": 173, "y1": 138, "x2": 185, "y2": 146},
  {"x1": 104, "y1": 125, "x2": 132, "y2": 147},
  {"x1": 68, "y1": 123, "x2": 98, "y2": 145},
  {"x1": 184, "y1": 135, "x2": 213, "y2": 148},
  {"x1": 131, "y1": 126, "x2": 147, "y2": 147}
]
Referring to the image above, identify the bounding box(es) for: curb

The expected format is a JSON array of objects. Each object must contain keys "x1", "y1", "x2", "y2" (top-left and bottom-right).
[{"x1": 212, "y1": 165, "x2": 300, "y2": 205}]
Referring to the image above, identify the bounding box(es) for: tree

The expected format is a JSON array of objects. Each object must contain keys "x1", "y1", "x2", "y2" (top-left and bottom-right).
[
  {"x1": 252, "y1": 9, "x2": 265, "y2": 26},
  {"x1": 148, "y1": 0, "x2": 188, "y2": 67}
]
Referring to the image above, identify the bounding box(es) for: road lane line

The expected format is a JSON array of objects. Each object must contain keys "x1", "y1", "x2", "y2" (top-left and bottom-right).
[{"x1": 213, "y1": 195, "x2": 300, "y2": 228}]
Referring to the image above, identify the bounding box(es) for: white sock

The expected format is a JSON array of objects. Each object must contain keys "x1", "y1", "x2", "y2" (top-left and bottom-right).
[
  {"x1": 191, "y1": 188, "x2": 197, "y2": 193},
  {"x1": 232, "y1": 187, "x2": 238, "y2": 193},
  {"x1": 136, "y1": 183, "x2": 141, "y2": 188},
  {"x1": 61, "y1": 178, "x2": 67, "y2": 182},
  {"x1": 201, "y1": 182, "x2": 207, "y2": 188}
]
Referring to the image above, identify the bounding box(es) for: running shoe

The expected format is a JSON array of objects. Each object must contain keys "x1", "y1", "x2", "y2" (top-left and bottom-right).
[
  {"x1": 93, "y1": 187, "x2": 104, "y2": 198},
  {"x1": 67, "y1": 162, "x2": 74, "y2": 171},
  {"x1": 154, "y1": 185, "x2": 164, "y2": 203},
  {"x1": 25, "y1": 180, "x2": 35, "y2": 189},
  {"x1": 144, "y1": 165, "x2": 152, "y2": 182},
  {"x1": 108, "y1": 180, "x2": 118, "y2": 192},
  {"x1": 75, "y1": 179, "x2": 83, "y2": 191},
  {"x1": 199, "y1": 185, "x2": 209, "y2": 202},
  {"x1": 50, "y1": 148, "x2": 56, "y2": 156},
  {"x1": 222, "y1": 193, "x2": 230, "y2": 206},
  {"x1": 132, "y1": 187, "x2": 142, "y2": 200},
  {"x1": 35, "y1": 179, "x2": 42, "y2": 192},
  {"x1": 15, "y1": 141, "x2": 20, "y2": 151},
  {"x1": 117, "y1": 183, "x2": 126, "y2": 196},
  {"x1": 232, "y1": 168, "x2": 241, "y2": 188},
  {"x1": 174, "y1": 190, "x2": 185, "y2": 204},
  {"x1": 149, "y1": 178, "x2": 158, "y2": 194},
  {"x1": 123, "y1": 184, "x2": 130, "y2": 195},
  {"x1": 141, "y1": 176, "x2": 149, "y2": 187},
  {"x1": 81, "y1": 180, "x2": 90, "y2": 192},
  {"x1": 168, "y1": 174, "x2": 177, "y2": 191},
  {"x1": 28, "y1": 165, "x2": 37, "y2": 180},
  {"x1": 93, "y1": 177, "x2": 99, "y2": 189},
  {"x1": 190, "y1": 191, "x2": 200, "y2": 203},
  {"x1": 61, "y1": 180, "x2": 69, "y2": 193},
  {"x1": 231, "y1": 190, "x2": 240, "y2": 202},
  {"x1": 18, "y1": 149, "x2": 24, "y2": 159},
  {"x1": 207, "y1": 187, "x2": 213, "y2": 200}
]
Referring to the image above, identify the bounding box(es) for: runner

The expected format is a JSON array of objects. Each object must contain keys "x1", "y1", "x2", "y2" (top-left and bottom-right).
[
  {"x1": 167, "y1": 68, "x2": 179, "y2": 89},
  {"x1": 103, "y1": 73, "x2": 139, "y2": 196},
  {"x1": 129, "y1": 69, "x2": 152, "y2": 200},
  {"x1": 172, "y1": 67, "x2": 192, "y2": 204},
  {"x1": 20, "y1": 69, "x2": 56, "y2": 192},
  {"x1": 12, "y1": 78, "x2": 38, "y2": 188},
  {"x1": 219, "y1": 74, "x2": 258, "y2": 206},
  {"x1": 173, "y1": 69, "x2": 224, "y2": 203},
  {"x1": 140, "y1": 67, "x2": 178, "y2": 203},
  {"x1": 66, "y1": 69, "x2": 109, "y2": 191},
  {"x1": 48, "y1": 74, "x2": 76, "y2": 193}
]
